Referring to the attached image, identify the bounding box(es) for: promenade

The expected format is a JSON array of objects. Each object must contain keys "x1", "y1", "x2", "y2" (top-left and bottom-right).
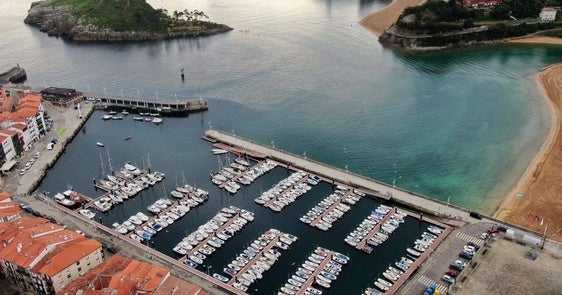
[{"x1": 205, "y1": 129, "x2": 473, "y2": 222}]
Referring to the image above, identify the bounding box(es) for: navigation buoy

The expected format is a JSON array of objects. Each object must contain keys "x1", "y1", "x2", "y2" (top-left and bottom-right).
[{"x1": 181, "y1": 68, "x2": 185, "y2": 80}]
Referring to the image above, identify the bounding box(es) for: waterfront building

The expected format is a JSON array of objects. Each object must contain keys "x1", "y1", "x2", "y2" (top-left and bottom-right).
[
  {"x1": 58, "y1": 254, "x2": 185, "y2": 295},
  {"x1": 540, "y1": 7, "x2": 557, "y2": 21},
  {"x1": 40, "y1": 87, "x2": 83, "y2": 107},
  {"x1": 0, "y1": 216, "x2": 103, "y2": 294},
  {"x1": 0, "y1": 92, "x2": 46, "y2": 163},
  {"x1": 0, "y1": 192, "x2": 21, "y2": 222}
]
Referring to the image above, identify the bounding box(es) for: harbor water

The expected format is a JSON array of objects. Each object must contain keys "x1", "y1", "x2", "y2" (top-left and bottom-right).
[
  {"x1": 1, "y1": 0, "x2": 560, "y2": 292},
  {"x1": 37, "y1": 113, "x2": 436, "y2": 294}
]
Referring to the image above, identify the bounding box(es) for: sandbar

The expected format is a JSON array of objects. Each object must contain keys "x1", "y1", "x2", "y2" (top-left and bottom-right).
[{"x1": 494, "y1": 63, "x2": 562, "y2": 242}]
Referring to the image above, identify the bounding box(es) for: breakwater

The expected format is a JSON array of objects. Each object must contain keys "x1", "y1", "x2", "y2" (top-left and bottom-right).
[
  {"x1": 86, "y1": 92, "x2": 208, "y2": 116},
  {"x1": 204, "y1": 129, "x2": 474, "y2": 222},
  {"x1": 0, "y1": 67, "x2": 26, "y2": 84}
]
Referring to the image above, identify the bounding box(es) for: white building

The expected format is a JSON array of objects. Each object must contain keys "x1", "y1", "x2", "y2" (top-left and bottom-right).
[{"x1": 540, "y1": 7, "x2": 557, "y2": 21}]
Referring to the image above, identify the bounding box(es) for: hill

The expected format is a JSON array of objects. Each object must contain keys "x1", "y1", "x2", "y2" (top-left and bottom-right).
[
  {"x1": 24, "y1": 0, "x2": 232, "y2": 42},
  {"x1": 379, "y1": 0, "x2": 562, "y2": 50}
]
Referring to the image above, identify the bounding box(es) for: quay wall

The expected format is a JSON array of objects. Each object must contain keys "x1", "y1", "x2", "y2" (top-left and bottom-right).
[{"x1": 16, "y1": 103, "x2": 94, "y2": 196}]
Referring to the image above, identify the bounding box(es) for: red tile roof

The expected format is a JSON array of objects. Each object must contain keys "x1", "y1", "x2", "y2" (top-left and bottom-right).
[
  {"x1": 33, "y1": 239, "x2": 101, "y2": 276},
  {"x1": 0, "y1": 129, "x2": 18, "y2": 136},
  {"x1": 58, "y1": 254, "x2": 173, "y2": 295}
]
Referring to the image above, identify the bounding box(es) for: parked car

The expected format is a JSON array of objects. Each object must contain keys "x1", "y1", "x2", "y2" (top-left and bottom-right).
[
  {"x1": 463, "y1": 245, "x2": 476, "y2": 253},
  {"x1": 480, "y1": 232, "x2": 489, "y2": 239},
  {"x1": 459, "y1": 251, "x2": 473, "y2": 260},
  {"x1": 452, "y1": 260, "x2": 467, "y2": 268},
  {"x1": 442, "y1": 275, "x2": 456, "y2": 284},
  {"x1": 466, "y1": 242, "x2": 481, "y2": 250},
  {"x1": 450, "y1": 263, "x2": 464, "y2": 272},
  {"x1": 107, "y1": 247, "x2": 118, "y2": 253},
  {"x1": 20, "y1": 204, "x2": 34, "y2": 213},
  {"x1": 446, "y1": 269, "x2": 459, "y2": 277}
]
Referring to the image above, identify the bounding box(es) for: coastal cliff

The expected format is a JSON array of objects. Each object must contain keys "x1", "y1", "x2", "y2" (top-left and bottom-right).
[{"x1": 24, "y1": 0, "x2": 232, "y2": 42}]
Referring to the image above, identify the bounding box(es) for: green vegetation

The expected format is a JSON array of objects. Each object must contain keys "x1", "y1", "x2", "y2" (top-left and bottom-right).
[
  {"x1": 48, "y1": 0, "x2": 223, "y2": 32},
  {"x1": 389, "y1": 0, "x2": 562, "y2": 48}
]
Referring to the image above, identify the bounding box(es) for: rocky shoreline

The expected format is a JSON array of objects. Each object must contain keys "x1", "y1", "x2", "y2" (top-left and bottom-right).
[{"x1": 24, "y1": 1, "x2": 232, "y2": 42}]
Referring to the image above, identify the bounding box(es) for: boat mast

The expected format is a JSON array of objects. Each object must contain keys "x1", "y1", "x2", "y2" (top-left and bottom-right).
[
  {"x1": 106, "y1": 148, "x2": 113, "y2": 175},
  {"x1": 99, "y1": 152, "x2": 105, "y2": 176}
]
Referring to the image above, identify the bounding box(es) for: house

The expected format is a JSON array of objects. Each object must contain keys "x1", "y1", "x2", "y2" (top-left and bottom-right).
[
  {"x1": 462, "y1": 0, "x2": 503, "y2": 8},
  {"x1": 540, "y1": 7, "x2": 557, "y2": 21},
  {"x1": 0, "y1": 92, "x2": 46, "y2": 163},
  {"x1": 0, "y1": 217, "x2": 103, "y2": 294},
  {"x1": 0, "y1": 192, "x2": 21, "y2": 222}
]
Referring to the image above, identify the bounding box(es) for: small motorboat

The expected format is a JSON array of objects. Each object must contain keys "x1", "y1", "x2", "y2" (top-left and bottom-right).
[
  {"x1": 124, "y1": 136, "x2": 132, "y2": 141},
  {"x1": 96, "y1": 142, "x2": 105, "y2": 147}
]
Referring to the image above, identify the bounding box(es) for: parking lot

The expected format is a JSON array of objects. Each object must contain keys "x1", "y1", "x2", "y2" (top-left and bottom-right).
[{"x1": 398, "y1": 222, "x2": 494, "y2": 294}]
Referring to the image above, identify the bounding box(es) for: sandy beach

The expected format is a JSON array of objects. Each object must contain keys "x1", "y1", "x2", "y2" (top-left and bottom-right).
[
  {"x1": 359, "y1": 0, "x2": 423, "y2": 36},
  {"x1": 508, "y1": 36, "x2": 562, "y2": 45},
  {"x1": 494, "y1": 63, "x2": 562, "y2": 242}
]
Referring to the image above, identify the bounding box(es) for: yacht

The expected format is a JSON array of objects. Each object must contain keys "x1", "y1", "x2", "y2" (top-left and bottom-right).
[{"x1": 79, "y1": 209, "x2": 96, "y2": 219}]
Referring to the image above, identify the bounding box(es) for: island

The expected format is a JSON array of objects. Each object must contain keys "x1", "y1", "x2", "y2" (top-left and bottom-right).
[
  {"x1": 24, "y1": 0, "x2": 232, "y2": 42},
  {"x1": 376, "y1": 0, "x2": 562, "y2": 50}
]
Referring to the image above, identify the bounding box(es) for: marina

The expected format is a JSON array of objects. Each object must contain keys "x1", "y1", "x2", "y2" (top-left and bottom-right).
[{"x1": 27, "y1": 123, "x2": 460, "y2": 295}]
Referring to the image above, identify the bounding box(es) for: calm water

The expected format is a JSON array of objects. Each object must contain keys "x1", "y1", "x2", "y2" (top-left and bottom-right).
[
  {"x1": 2, "y1": 0, "x2": 560, "y2": 212},
  {"x1": 2, "y1": 0, "x2": 561, "y2": 293}
]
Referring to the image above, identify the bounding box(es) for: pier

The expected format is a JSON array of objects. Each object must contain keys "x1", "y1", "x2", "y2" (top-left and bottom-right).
[
  {"x1": 84, "y1": 92, "x2": 208, "y2": 114},
  {"x1": 385, "y1": 221, "x2": 452, "y2": 295},
  {"x1": 294, "y1": 250, "x2": 336, "y2": 295},
  {"x1": 181, "y1": 211, "x2": 244, "y2": 262},
  {"x1": 355, "y1": 208, "x2": 396, "y2": 251},
  {"x1": 309, "y1": 189, "x2": 353, "y2": 228},
  {"x1": 204, "y1": 129, "x2": 474, "y2": 222}
]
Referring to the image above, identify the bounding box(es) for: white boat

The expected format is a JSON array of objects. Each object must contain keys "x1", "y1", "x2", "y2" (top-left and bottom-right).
[
  {"x1": 152, "y1": 117, "x2": 164, "y2": 124},
  {"x1": 101, "y1": 115, "x2": 112, "y2": 120},
  {"x1": 53, "y1": 193, "x2": 76, "y2": 208},
  {"x1": 79, "y1": 209, "x2": 96, "y2": 219},
  {"x1": 96, "y1": 142, "x2": 105, "y2": 147},
  {"x1": 128, "y1": 215, "x2": 143, "y2": 225},
  {"x1": 93, "y1": 199, "x2": 112, "y2": 212},
  {"x1": 406, "y1": 248, "x2": 421, "y2": 257},
  {"x1": 212, "y1": 149, "x2": 228, "y2": 155},
  {"x1": 136, "y1": 212, "x2": 149, "y2": 222}
]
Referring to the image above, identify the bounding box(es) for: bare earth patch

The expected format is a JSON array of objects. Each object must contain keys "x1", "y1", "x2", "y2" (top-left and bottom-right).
[{"x1": 455, "y1": 238, "x2": 562, "y2": 295}]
